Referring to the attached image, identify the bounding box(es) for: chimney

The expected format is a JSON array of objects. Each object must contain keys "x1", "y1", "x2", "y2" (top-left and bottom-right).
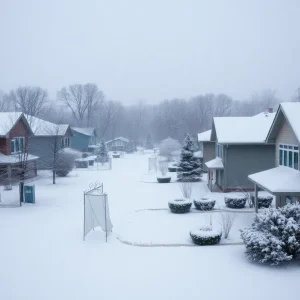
[{"x1": 268, "y1": 107, "x2": 273, "y2": 113}]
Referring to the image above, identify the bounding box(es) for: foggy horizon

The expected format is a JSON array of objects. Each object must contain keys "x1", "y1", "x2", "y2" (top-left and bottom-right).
[{"x1": 1, "y1": 0, "x2": 300, "y2": 104}]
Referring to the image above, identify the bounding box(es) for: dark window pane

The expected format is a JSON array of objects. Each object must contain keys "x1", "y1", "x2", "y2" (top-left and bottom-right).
[
  {"x1": 284, "y1": 145, "x2": 288, "y2": 149},
  {"x1": 294, "y1": 152, "x2": 299, "y2": 170},
  {"x1": 289, "y1": 151, "x2": 293, "y2": 167},
  {"x1": 284, "y1": 151, "x2": 288, "y2": 166},
  {"x1": 288, "y1": 146, "x2": 293, "y2": 149},
  {"x1": 279, "y1": 150, "x2": 283, "y2": 165}
]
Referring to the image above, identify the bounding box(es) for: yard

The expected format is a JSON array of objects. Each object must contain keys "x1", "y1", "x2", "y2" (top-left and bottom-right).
[{"x1": 0, "y1": 152, "x2": 299, "y2": 300}]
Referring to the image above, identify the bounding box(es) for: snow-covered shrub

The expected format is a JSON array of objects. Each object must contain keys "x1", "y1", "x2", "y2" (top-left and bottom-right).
[
  {"x1": 56, "y1": 151, "x2": 76, "y2": 177},
  {"x1": 219, "y1": 211, "x2": 235, "y2": 239},
  {"x1": 194, "y1": 198, "x2": 216, "y2": 211},
  {"x1": 96, "y1": 140, "x2": 109, "y2": 164},
  {"x1": 241, "y1": 204, "x2": 300, "y2": 265},
  {"x1": 158, "y1": 161, "x2": 168, "y2": 177},
  {"x1": 159, "y1": 138, "x2": 181, "y2": 161},
  {"x1": 168, "y1": 199, "x2": 192, "y2": 214},
  {"x1": 177, "y1": 135, "x2": 202, "y2": 182},
  {"x1": 180, "y1": 182, "x2": 193, "y2": 199},
  {"x1": 250, "y1": 195, "x2": 273, "y2": 208},
  {"x1": 82, "y1": 152, "x2": 90, "y2": 158},
  {"x1": 225, "y1": 195, "x2": 247, "y2": 209},
  {"x1": 190, "y1": 227, "x2": 222, "y2": 245}
]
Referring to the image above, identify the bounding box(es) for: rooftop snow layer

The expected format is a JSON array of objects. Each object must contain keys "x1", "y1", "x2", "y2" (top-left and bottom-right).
[
  {"x1": 72, "y1": 127, "x2": 95, "y2": 136},
  {"x1": 0, "y1": 153, "x2": 39, "y2": 165},
  {"x1": 214, "y1": 112, "x2": 275, "y2": 144},
  {"x1": 197, "y1": 130, "x2": 211, "y2": 142},
  {"x1": 281, "y1": 102, "x2": 300, "y2": 143},
  {"x1": 249, "y1": 166, "x2": 300, "y2": 194},
  {"x1": 26, "y1": 115, "x2": 69, "y2": 136},
  {"x1": 205, "y1": 157, "x2": 224, "y2": 169},
  {"x1": 0, "y1": 112, "x2": 23, "y2": 136}
]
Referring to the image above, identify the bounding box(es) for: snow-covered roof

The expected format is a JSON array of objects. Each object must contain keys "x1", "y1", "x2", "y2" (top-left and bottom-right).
[
  {"x1": 249, "y1": 166, "x2": 300, "y2": 194},
  {"x1": 0, "y1": 153, "x2": 39, "y2": 165},
  {"x1": 197, "y1": 130, "x2": 211, "y2": 142},
  {"x1": 194, "y1": 150, "x2": 203, "y2": 158},
  {"x1": 106, "y1": 137, "x2": 129, "y2": 144},
  {"x1": 26, "y1": 115, "x2": 69, "y2": 136},
  {"x1": 0, "y1": 112, "x2": 23, "y2": 136},
  {"x1": 280, "y1": 102, "x2": 300, "y2": 143},
  {"x1": 72, "y1": 127, "x2": 96, "y2": 137},
  {"x1": 88, "y1": 145, "x2": 99, "y2": 149},
  {"x1": 213, "y1": 112, "x2": 276, "y2": 144},
  {"x1": 205, "y1": 157, "x2": 224, "y2": 169}
]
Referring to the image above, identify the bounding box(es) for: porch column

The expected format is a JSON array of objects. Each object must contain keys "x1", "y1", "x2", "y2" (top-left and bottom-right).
[
  {"x1": 254, "y1": 184, "x2": 258, "y2": 213},
  {"x1": 7, "y1": 165, "x2": 12, "y2": 187}
]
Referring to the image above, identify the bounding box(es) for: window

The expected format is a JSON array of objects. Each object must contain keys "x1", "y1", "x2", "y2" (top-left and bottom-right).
[
  {"x1": 60, "y1": 137, "x2": 70, "y2": 148},
  {"x1": 216, "y1": 143, "x2": 224, "y2": 159},
  {"x1": 11, "y1": 137, "x2": 25, "y2": 154},
  {"x1": 285, "y1": 196, "x2": 299, "y2": 205},
  {"x1": 279, "y1": 144, "x2": 299, "y2": 170}
]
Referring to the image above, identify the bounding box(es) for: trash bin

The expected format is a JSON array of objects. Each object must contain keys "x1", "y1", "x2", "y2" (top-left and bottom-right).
[{"x1": 24, "y1": 185, "x2": 35, "y2": 203}]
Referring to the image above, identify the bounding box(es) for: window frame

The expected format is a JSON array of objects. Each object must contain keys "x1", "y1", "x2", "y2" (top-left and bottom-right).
[
  {"x1": 278, "y1": 143, "x2": 299, "y2": 170},
  {"x1": 216, "y1": 143, "x2": 224, "y2": 159},
  {"x1": 11, "y1": 136, "x2": 25, "y2": 154}
]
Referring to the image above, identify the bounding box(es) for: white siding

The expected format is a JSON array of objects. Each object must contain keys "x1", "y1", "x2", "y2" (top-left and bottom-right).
[{"x1": 275, "y1": 119, "x2": 299, "y2": 167}]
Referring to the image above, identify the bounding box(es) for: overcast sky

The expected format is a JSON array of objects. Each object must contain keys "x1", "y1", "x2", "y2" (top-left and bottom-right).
[{"x1": 1, "y1": 0, "x2": 300, "y2": 104}]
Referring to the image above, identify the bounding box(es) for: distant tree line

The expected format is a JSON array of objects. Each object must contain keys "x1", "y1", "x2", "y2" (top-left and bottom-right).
[{"x1": 0, "y1": 84, "x2": 287, "y2": 145}]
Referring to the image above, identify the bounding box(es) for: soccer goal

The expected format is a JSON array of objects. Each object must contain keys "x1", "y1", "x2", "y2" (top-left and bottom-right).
[{"x1": 83, "y1": 181, "x2": 113, "y2": 242}]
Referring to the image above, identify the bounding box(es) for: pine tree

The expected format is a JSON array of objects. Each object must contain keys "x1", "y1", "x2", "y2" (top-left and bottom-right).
[
  {"x1": 177, "y1": 134, "x2": 202, "y2": 182},
  {"x1": 145, "y1": 134, "x2": 154, "y2": 149},
  {"x1": 97, "y1": 140, "x2": 109, "y2": 164}
]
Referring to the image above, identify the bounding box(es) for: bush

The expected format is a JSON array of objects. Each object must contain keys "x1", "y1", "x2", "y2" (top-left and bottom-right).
[
  {"x1": 250, "y1": 194, "x2": 273, "y2": 208},
  {"x1": 159, "y1": 138, "x2": 181, "y2": 161},
  {"x1": 56, "y1": 151, "x2": 76, "y2": 177},
  {"x1": 168, "y1": 198, "x2": 192, "y2": 213},
  {"x1": 194, "y1": 198, "x2": 216, "y2": 211},
  {"x1": 225, "y1": 195, "x2": 247, "y2": 209},
  {"x1": 190, "y1": 227, "x2": 222, "y2": 245},
  {"x1": 82, "y1": 152, "x2": 90, "y2": 158},
  {"x1": 240, "y1": 204, "x2": 300, "y2": 265}
]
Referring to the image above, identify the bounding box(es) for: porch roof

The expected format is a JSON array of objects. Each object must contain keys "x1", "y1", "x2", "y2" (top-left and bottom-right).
[
  {"x1": 0, "y1": 153, "x2": 39, "y2": 165},
  {"x1": 248, "y1": 166, "x2": 300, "y2": 195},
  {"x1": 205, "y1": 157, "x2": 224, "y2": 169}
]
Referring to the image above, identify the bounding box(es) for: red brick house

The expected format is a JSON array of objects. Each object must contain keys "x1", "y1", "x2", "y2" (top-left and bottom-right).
[{"x1": 0, "y1": 112, "x2": 38, "y2": 185}]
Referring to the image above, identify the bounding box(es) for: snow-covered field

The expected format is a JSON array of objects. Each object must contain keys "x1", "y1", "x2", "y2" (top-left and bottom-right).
[{"x1": 0, "y1": 153, "x2": 299, "y2": 300}]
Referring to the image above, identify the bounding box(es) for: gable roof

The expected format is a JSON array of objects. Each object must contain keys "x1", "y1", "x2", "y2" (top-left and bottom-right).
[
  {"x1": 71, "y1": 127, "x2": 97, "y2": 137},
  {"x1": 0, "y1": 112, "x2": 33, "y2": 137},
  {"x1": 25, "y1": 115, "x2": 70, "y2": 136},
  {"x1": 106, "y1": 137, "x2": 129, "y2": 144},
  {"x1": 212, "y1": 112, "x2": 276, "y2": 144},
  {"x1": 197, "y1": 130, "x2": 211, "y2": 142},
  {"x1": 267, "y1": 102, "x2": 300, "y2": 144}
]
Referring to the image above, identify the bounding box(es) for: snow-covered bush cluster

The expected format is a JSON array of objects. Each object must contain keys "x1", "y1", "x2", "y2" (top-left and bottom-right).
[
  {"x1": 225, "y1": 195, "x2": 247, "y2": 209},
  {"x1": 194, "y1": 198, "x2": 216, "y2": 211},
  {"x1": 251, "y1": 194, "x2": 273, "y2": 208},
  {"x1": 168, "y1": 199, "x2": 192, "y2": 213},
  {"x1": 56, "y1": 151, "x2": 77, "y2": 177},
  {"x1": 159, "y1": 137, "x2": 181, "y2": 161},
  {"x1": 190, "y1": 227, "x2": 222, "y2": 245},
  {"x1": 241, "y1": 204, "x2": 300, "y2": 265}
]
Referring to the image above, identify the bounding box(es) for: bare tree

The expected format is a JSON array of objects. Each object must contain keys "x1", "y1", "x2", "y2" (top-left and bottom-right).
[
  {"x1": 58, "y1": 83, "x2": 104, "y2": 126},
  {"x1": 0, "y1": 90, "x2": 13, "y2": 112},
  {"x1": 9, "y1": 86, "x2": 48, "y2": 116},
  {"x1": 219, "y1": 211, "x2": 235, "y2": 239}
]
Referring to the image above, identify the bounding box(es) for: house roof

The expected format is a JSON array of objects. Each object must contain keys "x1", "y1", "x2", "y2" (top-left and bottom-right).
[
  {"x1": 267, "y1": 102, "x2": 300, "y2": 144},
  {"x1": 0, "y1": 153, "x2": 39, "y2": 165},
  {"x1": 25, "y1": 115, "x2": 70, "y2": 136},
  {"x1": 0, "y1": 112, "x2": 28, "y2": 137},
  {"x1": 212, "y1": 112, "x2": 276, "y2": 144},
  {"x1": 205, "y1": 157, "x2": 224, "y2": 169},
  {"x1": 197, "y1": 130, "x2": 211, "y2": 142},
  {"x1": 71, "y1": 127, "x2": 96, "y2": 137},
  {"x1": 249, "y1": 166, "x2": 300, "y2": 195},
  {"x1": 106, "y1": 137, "x2": 129, "y2": 144}
]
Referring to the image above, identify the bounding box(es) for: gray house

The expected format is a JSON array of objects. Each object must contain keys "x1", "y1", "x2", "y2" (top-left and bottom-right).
[
  {"x1": 26, "y1": 115, "x2": 73, "y2": 169},
  {"x1": 197, "y1": 130, "x2": 214, "y2": 172},
  {"x1": 206, "y1": 112, "x2": 276, "y2": 192},
  {"x1": 106, "y1": 137, "x2": 131, "y2": 152},
  {"x1": 249, "y1": 102, "x2": 300, "y2": 209}
]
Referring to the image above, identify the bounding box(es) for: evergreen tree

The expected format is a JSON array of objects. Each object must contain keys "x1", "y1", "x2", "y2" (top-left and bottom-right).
[
  {"x1": 145, "y1": 134, "x2": 154, "y2": 149},
  {"x1": 177, "y1": 134, "x2": 202, "y2": 182},
  {"x1": 97, "y1": 140, "x2": 109, "y2": 164}
]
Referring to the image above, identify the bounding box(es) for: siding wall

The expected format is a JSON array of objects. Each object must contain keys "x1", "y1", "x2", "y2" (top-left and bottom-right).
[
  {"x1": 225, "y1": 144, "x2": 275, "y2": 190},
  {"x1": 71, "y1": 132, "x2": 90, "y2": 152},
  {"x1": 203, "y1": 142, "x2": 215, "y2": 172},
  {"x1": 275, "y1": 119, "x2": 299, "y2": 167}
]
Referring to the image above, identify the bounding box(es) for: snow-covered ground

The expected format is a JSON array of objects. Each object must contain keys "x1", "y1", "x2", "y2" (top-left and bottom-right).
[{"x1": 0, "y1": 153, "x2": 299, "y2": 300}]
